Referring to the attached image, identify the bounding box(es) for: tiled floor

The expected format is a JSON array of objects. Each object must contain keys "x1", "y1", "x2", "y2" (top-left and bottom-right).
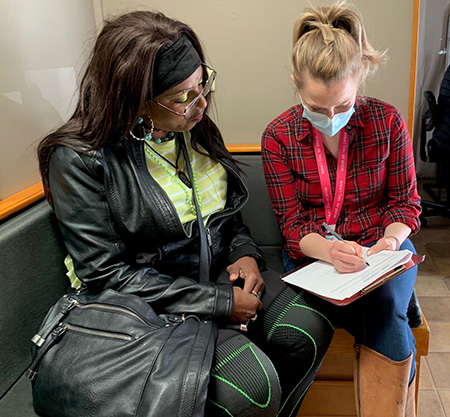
[{"x1": 412, "y1": 182, "x2": 450, "y2": 417}]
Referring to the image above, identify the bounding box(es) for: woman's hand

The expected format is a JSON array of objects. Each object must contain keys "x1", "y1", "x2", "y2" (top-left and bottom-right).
[
  {"x1": 366, "y1": 236, "x2": 399, "y2": 256},
  {"x1": 231, "y1": 287, "x2": 262, "y2": 323},
  {"x1": 366, "y1": 223, "x2": 410, "y2": 256},
  {"x1": 227, "y1": 256, "x2": 264, "y2": 324},
  {"x1": 226, "y1": 256, "x2": 265, "y2": 297},
  {"x1": 329, "y1": 240, "x2": 367, "y2": 273}
]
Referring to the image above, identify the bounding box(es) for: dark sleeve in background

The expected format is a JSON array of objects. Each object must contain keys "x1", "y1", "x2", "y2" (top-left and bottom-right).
[{"x1": 434, "y1": 65, "x2": 450, "y2": 150}]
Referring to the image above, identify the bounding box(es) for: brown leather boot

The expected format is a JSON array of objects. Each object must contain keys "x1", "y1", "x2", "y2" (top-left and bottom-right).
[
  {"x1": 354, "y1": 345, "x2": 413, "y2": 417},
  {"x1": 405, "y1": 372, "x2": 417, "y2": 417}
]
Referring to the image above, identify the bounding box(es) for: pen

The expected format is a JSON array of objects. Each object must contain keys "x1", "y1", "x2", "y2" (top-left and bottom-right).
[{"x1": 322, "y1": 222, "x2": 370, "y2": 267}]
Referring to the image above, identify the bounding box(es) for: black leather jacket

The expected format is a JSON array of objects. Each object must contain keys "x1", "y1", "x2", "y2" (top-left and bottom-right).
[{"x1": 48, "y1": 134, "x2": 264, "y2": 319}]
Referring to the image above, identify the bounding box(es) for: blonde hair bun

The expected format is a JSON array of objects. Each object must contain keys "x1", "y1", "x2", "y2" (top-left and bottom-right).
[{"x1": 292, "y1": 1, "x2": 387, "y2": 90}]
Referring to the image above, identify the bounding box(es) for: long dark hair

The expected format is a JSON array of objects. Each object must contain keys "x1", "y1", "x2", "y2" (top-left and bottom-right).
[{"x1": 38, "y1": 10, "x2": 229, "y2": 204}]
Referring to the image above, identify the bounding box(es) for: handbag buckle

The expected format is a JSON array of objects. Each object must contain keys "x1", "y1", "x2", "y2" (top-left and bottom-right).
[
  {"x1": 31, "y1": 334, "x2": 45, "y2": 348},
  {"x1": 26, "y1": 368, "x2": 38, "y2": 381}
]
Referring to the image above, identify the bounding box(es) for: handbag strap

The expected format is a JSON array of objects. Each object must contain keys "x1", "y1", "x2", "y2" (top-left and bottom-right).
[{"x1": 178, "y1": 135, "x2": 210, "y2": 282}]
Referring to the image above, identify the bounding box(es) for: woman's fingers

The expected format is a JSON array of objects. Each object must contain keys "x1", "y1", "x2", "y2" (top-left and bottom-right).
[
  {"x1": 231, "y1": 287, "x2": 263, "y2": 323},
  {"x1": 366, "y1": 237, "x2": 396, "y2": 256},
  {"x1": 331, "y1": 241, "x2": 366, "y2": 272},
  {"x1": 226, "y1": 265, "x2": 242, "y2": 281},
  {"x1": 242, "y1": 271, "x2": 265, "y2": 295},
  {"x1": 227, "y1": 256, "x2": 265, "y2": 296}
]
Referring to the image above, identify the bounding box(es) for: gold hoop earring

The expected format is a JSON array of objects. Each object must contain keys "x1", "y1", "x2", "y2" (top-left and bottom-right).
[{"x1": 130, "y1": 116, "x2": 154, "y2": 141}]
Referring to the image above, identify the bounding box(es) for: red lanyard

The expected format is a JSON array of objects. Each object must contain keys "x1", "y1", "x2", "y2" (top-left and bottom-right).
[{"x1": 312, "y1": 128, "x2": 349, "y2": 228}]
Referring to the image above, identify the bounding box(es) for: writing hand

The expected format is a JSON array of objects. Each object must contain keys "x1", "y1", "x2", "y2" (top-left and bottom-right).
[{"x1": 329, "y1": 240, "x2": 367, "y2": 273}]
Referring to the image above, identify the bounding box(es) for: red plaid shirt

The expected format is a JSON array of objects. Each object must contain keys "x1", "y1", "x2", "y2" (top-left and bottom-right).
[{"x1": 261, "y1": 96, "x2": 421, "y2": 260}]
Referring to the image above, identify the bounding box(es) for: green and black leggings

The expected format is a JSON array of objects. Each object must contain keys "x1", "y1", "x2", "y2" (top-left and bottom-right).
[{"x1": 206, "y1": 269, "x2": 334, "y2": 417}]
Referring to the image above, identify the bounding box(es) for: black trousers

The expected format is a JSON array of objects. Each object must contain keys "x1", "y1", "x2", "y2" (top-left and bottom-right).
[{"x1": 205, "y1": 268, "x2": 334, "y2": 417}]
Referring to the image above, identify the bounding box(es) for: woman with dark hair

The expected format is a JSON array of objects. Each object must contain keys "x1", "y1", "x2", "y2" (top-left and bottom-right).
[{"x1": 38, "y1": 10, "x2": 333, "y2": 417}]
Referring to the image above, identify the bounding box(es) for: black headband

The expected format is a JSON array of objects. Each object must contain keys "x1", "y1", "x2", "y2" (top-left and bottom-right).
[{"x1": 152, "y1": 35, "x2": 202, "y2": 98}]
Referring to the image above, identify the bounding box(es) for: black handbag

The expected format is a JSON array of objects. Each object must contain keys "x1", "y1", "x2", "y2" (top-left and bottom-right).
[{"x1": 28, "y1": 289, "x2": 217, "y2": 417}]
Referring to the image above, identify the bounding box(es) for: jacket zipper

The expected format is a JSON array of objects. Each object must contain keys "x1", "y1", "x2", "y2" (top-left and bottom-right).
[
  {"x1": 69, "y1": 298, "x2": 159, "y2": 328},
  {"x1": 206, "y1": 228, "x2": 213, "y2": 247},
  {"x1": 27, "y1": 322, "x2": 134, "y2": 381},
  {"x1": 64, "y1": 323, "x2": 134, "y2": 341}
]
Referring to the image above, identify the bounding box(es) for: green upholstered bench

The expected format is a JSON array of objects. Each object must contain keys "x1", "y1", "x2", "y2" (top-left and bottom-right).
[
  {"x1": 0, "y1": 201, "x2": 67, "y2": 416},
  {"x1": 0, "y1": 151, "x2": 429, "y2": 417}
]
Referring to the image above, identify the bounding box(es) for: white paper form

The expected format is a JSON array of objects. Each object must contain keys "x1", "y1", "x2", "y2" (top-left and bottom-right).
[{"x1": 282, "y1": 249, "x2": 413, "y2": 300}]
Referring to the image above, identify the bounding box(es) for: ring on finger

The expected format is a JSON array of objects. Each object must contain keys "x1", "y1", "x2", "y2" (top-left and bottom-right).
[{"x1": 251, "y1": 290, "x2": 261, "y2": 298}]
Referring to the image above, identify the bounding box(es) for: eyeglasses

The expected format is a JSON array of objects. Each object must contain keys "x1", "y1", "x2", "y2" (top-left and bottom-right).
[{"x1": 153, "y1": 64, "x2": 216, "y2": 120}]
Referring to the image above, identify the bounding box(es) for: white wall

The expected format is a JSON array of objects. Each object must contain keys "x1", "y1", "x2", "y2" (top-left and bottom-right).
[
  {"x1": 0, "y1": 0, "x2": 97, "y2": 199},
  {"x1": 100, "y1": 0, "x2": 414, "y2": 144},
  {"x1": 0, "y1": 0, "x2": 415, "y2": 200}
]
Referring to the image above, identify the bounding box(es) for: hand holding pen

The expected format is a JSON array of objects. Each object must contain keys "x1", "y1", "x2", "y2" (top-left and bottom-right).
[{"x1": 322, "y1": 222, "x2": 370, "y2": 270}]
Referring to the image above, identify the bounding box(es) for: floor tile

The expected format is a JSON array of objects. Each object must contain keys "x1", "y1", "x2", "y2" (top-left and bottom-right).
[
  {"x1": 444, "y1": 277, "x2": 450, "y2": 292},
  {"x1": 417, "y1": 254, "x2": 440, "y2": 275},
  {"x1": 419, "y1": 357, "x2": 435, "y2": 390},
  {"x1": 438, "y1": 390, "x2": 450, "y2": 415},
  {"x1": 418, "y1": 227, "x2": 450, "y2": 244},
  {"x1": 434, "y1": 257, "x2": 450, "y2": 276},
  {"x1": 425, "y1": 243, "x2": 450, "y2": 258},
  {"x1": 416, "y1": 182, "x2": 450, "y2": 416},
  {"x1": 414, "y1": 241, "x2": 432, "y2": 268},
  {"x1": 410, "y1": 233, "x2": 424, "y2": 244},
  {"x1": 419, "y1": 297, "x2": 450, "y2": 321},
  {"x1": 412, "y1": 239, "x2": 427, "y2": 252},
  {"x1": 427, "y1": 353, "x2": 450, "y2": 389},
  {"x1": 416, "y1": 274, "x2": 449, "y2": 296},
  {"x1": 427, "y1": 322, "x2": 450, "y2": 352},
  {"x1": 417, "y1": 390, "x2": 446, "y2": 417}
]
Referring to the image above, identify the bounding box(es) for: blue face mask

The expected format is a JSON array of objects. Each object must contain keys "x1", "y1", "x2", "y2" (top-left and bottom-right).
[{"x1": 302, "y1": 105, "x2": 355, "y2": 137}]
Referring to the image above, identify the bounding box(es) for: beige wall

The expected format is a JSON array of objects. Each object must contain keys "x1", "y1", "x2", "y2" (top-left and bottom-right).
[
  {"x1": 100, "y1": 0, "x2": 414, "y2": 144},
  {"x1": 0, "y1": 0, "x2": 97, "y2": 200},
  {"x1": 0, "y1": 0, "x2": 414, "y2": 200}
]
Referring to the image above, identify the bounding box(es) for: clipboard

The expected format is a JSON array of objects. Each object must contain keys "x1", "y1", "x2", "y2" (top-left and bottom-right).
[{"x1": 282, "y1": 254, "x2": 424, "y2": 306}]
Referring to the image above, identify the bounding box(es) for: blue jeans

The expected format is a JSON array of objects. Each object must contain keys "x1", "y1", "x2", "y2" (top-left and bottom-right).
[{"x1": 283, "y1": 238, "x2": 417, "y2": 382}]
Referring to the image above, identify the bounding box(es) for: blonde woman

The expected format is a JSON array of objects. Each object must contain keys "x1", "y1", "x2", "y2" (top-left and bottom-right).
[{"x1": 262, "y1": 2, "x2": 421, "y2": 416}]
